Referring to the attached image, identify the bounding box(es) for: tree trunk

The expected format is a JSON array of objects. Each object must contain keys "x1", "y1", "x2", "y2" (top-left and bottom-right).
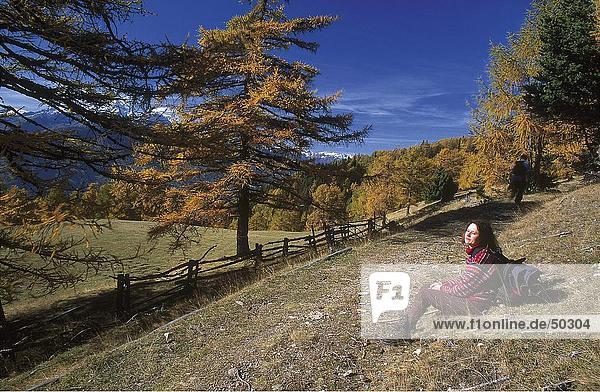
[
  {"x1": 237, "y1": 128, "x2": 251, "y2": 257},
  {"x1": 533, "y1": 136, "x2": 544, "y2": 190},
  {"x1": 0, "y1": 300, "x2": 6, "y2": 325},
  {"x1": 237, "y1": 185, "x2": 251, "y2": 256},
  {"x1": 582, "y1": 127, "x2": 599, "y2": 168}
]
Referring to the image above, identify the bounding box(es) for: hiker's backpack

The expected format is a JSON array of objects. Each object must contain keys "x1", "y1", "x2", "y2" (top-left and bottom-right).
[
  {"x1": 491, "y1": 251, "x2": 543, "y2": 305},
  {"x1": 511, "y1": 160, "x2": 528, "y2": 177}
]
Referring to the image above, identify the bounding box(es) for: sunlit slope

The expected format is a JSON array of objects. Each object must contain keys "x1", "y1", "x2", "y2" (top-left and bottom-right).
[{"x1": 6, "y1": 181, "x2": 599, "y2": 390}]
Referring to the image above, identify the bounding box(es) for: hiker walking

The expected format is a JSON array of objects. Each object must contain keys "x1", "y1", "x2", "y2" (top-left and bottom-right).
[
  {"x1": 402, "y1": 220, "x2": 501, "y2": 331},
  {"x1": 508, "y1": 154, "x2": 532, "y2": 204}
]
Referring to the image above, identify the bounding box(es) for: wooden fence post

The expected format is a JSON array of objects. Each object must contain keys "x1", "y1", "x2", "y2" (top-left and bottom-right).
[
  {"x1": 0, "y1": 300, "x2": 5, "y2": 326},
  {"x1": 283, "y1": 237, "x2": 289, "y2": 258},
  {"x1": 325, "y1": 225, "x2": 334, "y2": 250},
  {"x1": 367, "y1": 218, "x2": 374, "y2": 239},
  {"x1": 253, "y1": 243, "x2": 263, "y2": 268},
  {"x1": 310, "y1": 226, "x2": 317, "y2": 251},
  {"x1": 116, "y1": 273, "x2": 124, "y2": 315},
  {"x1": 185, "y1": 260, "x2": 197, "y2": 293},
  {"x1": 123, "y1": 273, "x2": 131, "y2": 315},
  {"x1": 0, "y1": 299, "x2": 15, "y2": 362},
  {"x1": 194, "y1": 259, "x2": 201, "y2": 280}
]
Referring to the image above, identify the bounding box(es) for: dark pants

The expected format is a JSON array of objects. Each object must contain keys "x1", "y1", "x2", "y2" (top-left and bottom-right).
[
  {"x1": 406, "y1": 286, "x2": 488, "y2": 329},
  {"x1": 510, "y1": 175, "x2": 527, "y2": 204}
]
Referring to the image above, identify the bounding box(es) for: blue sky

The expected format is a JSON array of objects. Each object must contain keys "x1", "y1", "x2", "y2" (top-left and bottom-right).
[{"x1": 3, "y1": 0, "x2": 533, "y2": 155}]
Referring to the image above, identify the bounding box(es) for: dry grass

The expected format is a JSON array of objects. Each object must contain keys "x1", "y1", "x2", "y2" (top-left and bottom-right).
[
  {"x1": 500, "y1": 184, "x2": 600, "y2": 264},
  {"x1": 2, "y1": 179, "x2": 599, "y2": 390}
]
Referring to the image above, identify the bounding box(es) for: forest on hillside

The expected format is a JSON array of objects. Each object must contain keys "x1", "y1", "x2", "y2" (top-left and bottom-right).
[{"x1": 1, "y1": 0, "x2": 599, "y2": 303}]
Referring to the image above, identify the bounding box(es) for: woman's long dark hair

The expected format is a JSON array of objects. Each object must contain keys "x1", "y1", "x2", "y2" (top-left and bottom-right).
[{"x1": 468, "y1": 220, "x2": 500, "y2": 251}]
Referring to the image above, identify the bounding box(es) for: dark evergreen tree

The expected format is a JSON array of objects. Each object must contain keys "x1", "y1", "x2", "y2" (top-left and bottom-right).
[
  {"x1": 422, "y1": 170, "x2": 458, "y2": 202},
  {"x1": 524, "y1": 0, "x2": 600, "y2": 164}
]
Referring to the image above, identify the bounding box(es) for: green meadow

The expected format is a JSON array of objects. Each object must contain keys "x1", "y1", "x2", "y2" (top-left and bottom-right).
[{"x1": 4, "y1": 219, "x2": 307, "y2": 318}]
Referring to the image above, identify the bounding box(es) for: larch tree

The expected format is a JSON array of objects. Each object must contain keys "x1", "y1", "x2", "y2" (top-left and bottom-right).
[
  {"x1": 392, "y1": 148, "x2": 435, "y2": 215},
  {"x1": 306, "y1": 183, "x2": 346, "y2": 228},
  {"x1": 1, "y1": 0, "x2": 181, "y2": 187},
  {"x1": 470, "y1": 7, "x2": 545, "y2": 190},
  {"x1": 0, "y1": 0, "x2": 180, "y2": 299},
  {"x1": 432, "y1": 147, "x2": 467, "y2": 179},
  {"x1": 355, "y1": 149, "x2": 434, "y2": 218},
  {"x1": 144, "y1": 0, "x2": 368, "y2": 256},
  {"x1": 360, "y1": 152, "x2": 402, "y2": 217}
]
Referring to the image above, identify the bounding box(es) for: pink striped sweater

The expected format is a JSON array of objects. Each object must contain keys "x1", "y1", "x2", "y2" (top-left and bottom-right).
[{"x1": 440, "y1": 246, "x2": 499, "y2": 302}]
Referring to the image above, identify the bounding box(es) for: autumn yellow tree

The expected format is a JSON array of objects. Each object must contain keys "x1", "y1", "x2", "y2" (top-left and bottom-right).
[
  {"x1": 457, "y1": 153, "x2": 486, "y2": 190},
  {"x1": 347, "y1": 148, "x2": 435, "y2": 218},
  {"x1": 0, "y1": 187, "x2": 109, "y2": 300},
  {"x1": 432, "y1": 147, "x2": 467, "y2": 179},
  {"x1": 360, "y1": 152, "x2": 403, "y2": 217},
  {"x1": 306, "y1": 184, "x2": 347, "y2": 228},
  {"x1": 392, "y1": 148, "x2": 435, "y2": 214},
  {"x1": 470, "y1": 8, "x2": 544, "y2": 190},
  {"x1": 142, "y1": 0, "x2": 367, "y2": 256}
]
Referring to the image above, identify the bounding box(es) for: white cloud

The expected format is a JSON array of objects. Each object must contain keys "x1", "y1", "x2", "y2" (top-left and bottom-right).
[{"x1": 325, "y1": 73, "x2": 471, "y2": 132}]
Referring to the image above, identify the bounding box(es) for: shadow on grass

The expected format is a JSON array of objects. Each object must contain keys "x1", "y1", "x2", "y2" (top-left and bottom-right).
[
  {"x1": 0, "y1": 244, "x2": 345, "y2": 379},
  {"x1": 381, "y1": 200, "x2": 542, "y2": 247},
  {"x1": 523, "y1": 276, "x2": 569, "y2": 305},
  {"x1": 415, "y1": 200, "x2": 542, "y2": 236}
]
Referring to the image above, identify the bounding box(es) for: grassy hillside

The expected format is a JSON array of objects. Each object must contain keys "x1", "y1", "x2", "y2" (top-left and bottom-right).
[
  {"x1": 4, "y1": 221, "x2": 307, "y2": 318},
  {"x1": 3, "y1": 180, "x2": 598, "y2": 390}
]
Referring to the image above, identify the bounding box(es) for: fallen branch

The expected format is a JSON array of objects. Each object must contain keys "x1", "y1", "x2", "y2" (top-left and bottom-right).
[
  {"x1": 125, "y1": 312, "x2": 139, "y2": 325},
  {"x1": 69, "y1": 328, "x2": 90, "y2": 342},
  {"x1": 516, "y1": 231, "x2": 572, "y2": 247},
  {"x1": 44, "y1": 306, "x2": 83, "y2": 323},
  {"x1": 26, "y1": 374, "x2": 66, "y2": 391},
  {"x1": 235, "y1": 367, "x2": 252, "y2": 391},
  {"x1": 542, "y1": 379, "x2": 575, "y2": 391},
  {"x1": 539, "y1": 231, "x2": 572, "y2": 239}
]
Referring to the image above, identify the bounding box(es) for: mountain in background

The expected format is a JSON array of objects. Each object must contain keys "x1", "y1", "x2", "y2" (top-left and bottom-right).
[
  {"x1": 11, "y1": 106, "x2": 171, "y2": 132},
  {"x1": 2, "y1": 107, "x2": 173, "y2": 189},
  {"x1": 2, "y1": 108, "x2": 350, "y2": 188},
  {"x1": 308, "y1": 151, "x2": 355, "y2": 164}
]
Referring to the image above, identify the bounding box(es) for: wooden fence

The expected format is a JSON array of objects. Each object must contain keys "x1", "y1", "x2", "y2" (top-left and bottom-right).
[{"x1": 114, "y1": 215, "x2": 388, "y2": 317}]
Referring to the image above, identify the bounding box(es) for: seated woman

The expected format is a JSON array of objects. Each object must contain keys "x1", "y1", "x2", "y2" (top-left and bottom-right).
[{"x1": 405, "y1": 220, "x2": 501, "y2": 330}]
